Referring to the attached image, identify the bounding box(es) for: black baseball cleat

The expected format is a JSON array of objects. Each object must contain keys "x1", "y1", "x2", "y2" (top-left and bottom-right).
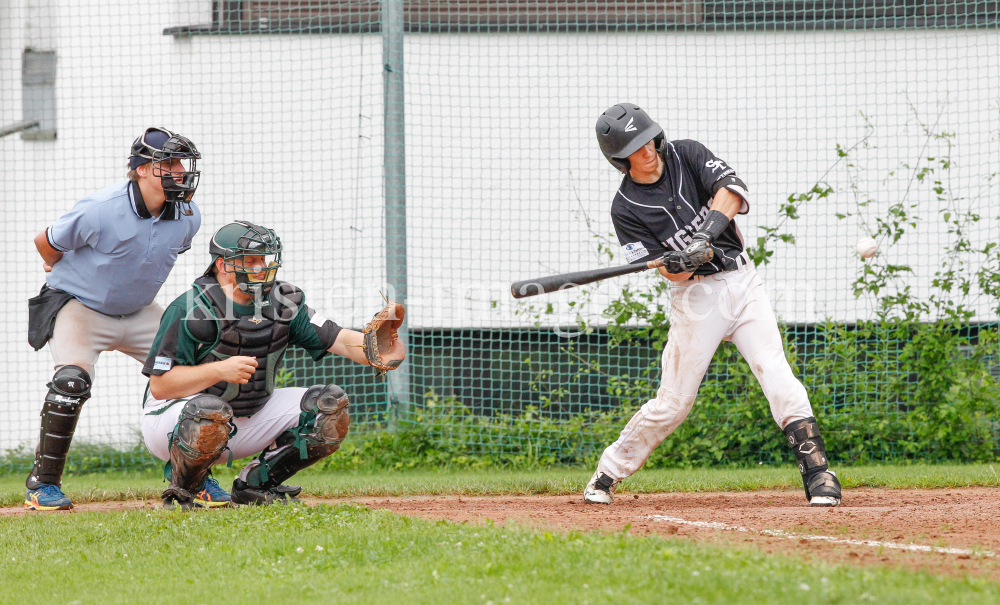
[{"x1": 230, "y1": 479, "x2": 303, "y2": 505}]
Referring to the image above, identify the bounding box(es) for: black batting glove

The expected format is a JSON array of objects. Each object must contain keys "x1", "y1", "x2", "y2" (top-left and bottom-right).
[
  {"x1": 661, "y1": 248, "x2": 713, "y2": 274},
  {"x1": 682, "y1": 237, "x2": 714, "y2": 263},
  {"x1": 659, "y1": 209, "x2": 729, "y2": 274}
]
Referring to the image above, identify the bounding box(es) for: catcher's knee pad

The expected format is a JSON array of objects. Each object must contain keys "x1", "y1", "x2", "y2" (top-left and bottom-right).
[
  {"x1": 27, "y1": 365, "x2": 92, "y2": 489},
  {"x1": 162, "y1": 395, "x2": 234, "y2": 506},
  {"x1": 239, "y1": 384, "x2": 350, "y2": 491},
  {"x1": 304, "y1": 383, "x2": 351, "y2": 447},
  {"x1": 783, "y1": 416, "x2": 841, "y2": 500}
]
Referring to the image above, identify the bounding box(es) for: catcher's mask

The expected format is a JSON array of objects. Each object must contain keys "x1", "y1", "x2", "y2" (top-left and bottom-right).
[
  {"x1": 129, "y1": 127, "x2": 201, "y2": 216},
  {"x1": 207, "y1": 221, "x2": 283, "y2": 307},
  {"x1": 595, "y1": 104, "x2": 664, "y2": 174}
]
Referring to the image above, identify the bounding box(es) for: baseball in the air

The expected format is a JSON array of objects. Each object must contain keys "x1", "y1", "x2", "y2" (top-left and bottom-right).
[{"x1": 856, "y1": 237, "x2": 878, "y2": 259}]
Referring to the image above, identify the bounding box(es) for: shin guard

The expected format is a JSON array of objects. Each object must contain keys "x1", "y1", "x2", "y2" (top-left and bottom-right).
[
  {"x1": 162, "y1": 395, "x2": 234, "y2": 509},
  {"x1": 783, "y1": 416, "x2": 842, "y2": 503},
  {"x1": 26, "y1": 366, "x2": 92, "y2": 489},
  {"x1": 232, "y1": 384, "x2": 349, "y2": 505}
]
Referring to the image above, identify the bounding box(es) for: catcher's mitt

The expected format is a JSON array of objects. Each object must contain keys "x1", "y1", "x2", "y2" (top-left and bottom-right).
[{"x1": 362, "y1": 301, "x2": 406, "y2": 378}]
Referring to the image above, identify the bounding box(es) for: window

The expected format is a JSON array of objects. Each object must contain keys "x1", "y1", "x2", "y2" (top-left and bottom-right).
[
  {"x1": 164, "y1": 0, "x2": 1000, "y2": 36},
  {"x1": 21, "y1": 49, "x2": 57, "y2": 141}
]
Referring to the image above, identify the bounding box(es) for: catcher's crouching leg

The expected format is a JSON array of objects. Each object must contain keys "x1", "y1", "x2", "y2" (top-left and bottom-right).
[
  {"x1": 232, "y1": 384, "x2": 349, "y2": 506},
  {"x1": 162, "y1": 395, "x2": 235, "y2": 510},
  {"x1": 784, "y1": 417, "x2": 841, "y2": 507}
]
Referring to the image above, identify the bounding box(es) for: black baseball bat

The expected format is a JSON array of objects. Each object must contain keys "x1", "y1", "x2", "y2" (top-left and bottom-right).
[{"x1": 510, "y1": 258, "x2": 666, "y2": 299}]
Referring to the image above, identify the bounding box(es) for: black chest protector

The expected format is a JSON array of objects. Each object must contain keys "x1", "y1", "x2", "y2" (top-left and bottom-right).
[{"x1": 185, "y1": 276, "x2": 303, "y2": 417}]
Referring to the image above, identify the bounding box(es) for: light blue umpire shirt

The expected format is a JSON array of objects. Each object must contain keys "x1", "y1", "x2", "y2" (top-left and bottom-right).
[{"x1": 45, "y1": 181, "x2": 201, "y2": 316}]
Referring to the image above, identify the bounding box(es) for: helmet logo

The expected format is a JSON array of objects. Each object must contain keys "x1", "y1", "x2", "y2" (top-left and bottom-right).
[{"x1": 624, "y1": 117, "x2": 637, "y2": 132}]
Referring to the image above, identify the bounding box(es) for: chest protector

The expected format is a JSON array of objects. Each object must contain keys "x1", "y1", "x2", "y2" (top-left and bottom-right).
[{"x1": 185, "y1": 276, "x2": 303, "y2": 417}]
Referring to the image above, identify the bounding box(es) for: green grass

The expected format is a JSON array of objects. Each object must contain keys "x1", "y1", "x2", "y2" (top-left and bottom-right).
[
  {"x1": 4, "y1": 463, "x2": 1000, "y2": 507},
  {"x1": 2, "y1": 503, "x2": 999, "y2": 605}
]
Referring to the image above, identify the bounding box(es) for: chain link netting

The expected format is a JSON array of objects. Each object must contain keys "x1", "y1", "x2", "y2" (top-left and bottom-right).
[{"x1": 2, "y1": 1, "x2": 998, "y2": 473}]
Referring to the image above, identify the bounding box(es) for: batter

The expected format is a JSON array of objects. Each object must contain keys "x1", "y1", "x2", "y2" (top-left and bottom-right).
[{"x1": 584, "y1": 104, "x2": 841, "y2": 507}]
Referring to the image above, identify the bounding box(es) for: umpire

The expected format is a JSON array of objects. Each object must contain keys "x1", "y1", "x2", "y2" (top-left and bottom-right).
[{"x1": 25, "y1": 127, "x2": 202, "y2": 510}]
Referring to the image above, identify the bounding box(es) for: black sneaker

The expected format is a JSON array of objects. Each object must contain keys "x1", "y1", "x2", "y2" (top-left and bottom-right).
[{"x1": 231, "y1": 479, "x2": 303, "y2": 505}]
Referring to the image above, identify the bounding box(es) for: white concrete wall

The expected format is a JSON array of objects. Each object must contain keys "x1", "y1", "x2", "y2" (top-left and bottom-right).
[{"x1": 1, "y1": 0, "x2": 998, "y2": 449}]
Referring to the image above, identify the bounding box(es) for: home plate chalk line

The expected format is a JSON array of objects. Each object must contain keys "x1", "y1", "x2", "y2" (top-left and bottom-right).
[{"x1": 648, "y1": 515, "x2": 996, "y2": 558}]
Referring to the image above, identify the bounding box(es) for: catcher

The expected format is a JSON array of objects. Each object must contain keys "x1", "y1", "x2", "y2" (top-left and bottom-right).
[{"x1": 140, "y1": 221, "x2": 405, "y2": 509}]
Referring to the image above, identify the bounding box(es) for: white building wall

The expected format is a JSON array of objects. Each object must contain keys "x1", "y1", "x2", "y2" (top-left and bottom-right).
[{"x1": 1, "y1": 0, "x2": 998, "y2": 449}]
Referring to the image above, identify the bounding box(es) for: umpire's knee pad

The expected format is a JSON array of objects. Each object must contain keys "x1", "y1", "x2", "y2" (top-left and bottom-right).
[
  {"x1": 46, "y1": 365, "x2": 92, "y2": 408},
  {"x1": 300, "y1": 384, "x2": 350, "y2": 445},
  {"x1": 41, "y1": 365, "x2": 93, "y2": 438},
  {"x1": 174, "y1": 395, "x2": 234, "y2": 459}
]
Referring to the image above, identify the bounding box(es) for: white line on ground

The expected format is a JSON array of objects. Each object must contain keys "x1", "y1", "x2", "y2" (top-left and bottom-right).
[{"x1": 647, "y1": 515, "x2": 995, "y2": 558}]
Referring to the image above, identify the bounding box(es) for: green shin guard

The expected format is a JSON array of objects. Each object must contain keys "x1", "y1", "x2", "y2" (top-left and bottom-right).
[{"x1": 231, "y1": 384, "x2": 350, "y2": 505}]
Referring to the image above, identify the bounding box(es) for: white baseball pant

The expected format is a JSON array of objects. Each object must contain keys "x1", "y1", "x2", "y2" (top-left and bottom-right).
[
  {"x1": 142, "y1": 387, "x2": 307, "y2": 463},
  {"x1": 597, "y1": 255, "x2": 814, "y2": 480}
]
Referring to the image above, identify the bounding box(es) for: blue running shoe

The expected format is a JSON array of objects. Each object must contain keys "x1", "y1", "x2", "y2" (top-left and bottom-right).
[
  {"x1": 25, "y1": 484, "x2": 72, "y2": 511},
  {"x1": 193, "y1": 476, "x2": 232, "y2": 508}
]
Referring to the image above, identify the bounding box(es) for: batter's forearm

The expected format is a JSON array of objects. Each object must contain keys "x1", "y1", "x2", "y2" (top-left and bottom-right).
[
  {"x1": 149, "y1": 363, "x2": 225, "y2": 400},
  {"x1": 328, "y1": 329, "x2": 371, "y2": 366},
  {"x1": 658, "y1": 267, "x2": 694, "y2": 281},
  {"x1": 34, "y1": 229, "x2": 63, "y2": 268},
  {"x1": 709, "y1": 187, "x2": 742, "y2": 220}
]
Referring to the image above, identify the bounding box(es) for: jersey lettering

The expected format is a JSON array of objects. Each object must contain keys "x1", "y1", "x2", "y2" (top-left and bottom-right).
[
  {"x1": 705, "y1": 159, "x2": 727, "y2": 172},
  {"x1": 665, "y1": 206, "x2": 710, "y2": 251}
]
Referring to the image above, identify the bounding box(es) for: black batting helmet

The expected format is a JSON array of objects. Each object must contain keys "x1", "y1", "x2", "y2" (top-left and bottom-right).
[{"x1": 595, "y1": 104, "x2": 664, "y2": 173}]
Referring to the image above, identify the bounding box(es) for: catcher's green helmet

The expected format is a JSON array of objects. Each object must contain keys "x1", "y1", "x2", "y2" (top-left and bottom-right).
[{"x1": 206, "y1": 221, "x2": 283, "y2": 306}]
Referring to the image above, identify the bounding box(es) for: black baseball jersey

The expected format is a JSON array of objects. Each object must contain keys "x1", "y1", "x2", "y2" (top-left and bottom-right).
[{"x1": 611, "y1": 139, "x2": 750, "y2": 276}]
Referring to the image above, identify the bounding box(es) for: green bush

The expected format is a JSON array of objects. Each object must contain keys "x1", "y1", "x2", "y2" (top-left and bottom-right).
[
  {"x1": 1, "y1": 320, "x2": 994, "y2": 476},
  {"x1": 645, "y1": 322, "x2": 999, "y2": 468},
  {"x1": 0, "y1": 442, "x2": 161, "y2": 476},
  {"x1": 323, "y1": 322, "x2": 998, "y2": 470}
]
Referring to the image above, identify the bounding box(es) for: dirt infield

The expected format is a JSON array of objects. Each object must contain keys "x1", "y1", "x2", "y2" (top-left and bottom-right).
[
  {"x1": 349, "y1": 487, "x2": 1000, "y2": 580},
  {"x1": 6, "y1": 487, "x2": 1000, "y2": 579}
]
